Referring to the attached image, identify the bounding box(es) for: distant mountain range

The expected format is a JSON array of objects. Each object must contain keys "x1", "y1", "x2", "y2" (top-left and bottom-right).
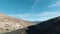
[{"x1": 31, "y1": 21, "x2": 42, "y2": 24}]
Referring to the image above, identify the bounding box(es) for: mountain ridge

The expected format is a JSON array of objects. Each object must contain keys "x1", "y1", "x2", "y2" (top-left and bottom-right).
[{"x1": 0, "y1": 14, "x2": 34, "y2": 33}]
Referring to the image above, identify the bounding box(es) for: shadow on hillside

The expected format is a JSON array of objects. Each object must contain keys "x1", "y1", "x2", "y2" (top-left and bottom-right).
[
  {"x1": 3, "y1": 16, "x2": 60, "y2": 34},
  {"x1": 2, "y1": 28, "x2": 28, "y2": 34}
]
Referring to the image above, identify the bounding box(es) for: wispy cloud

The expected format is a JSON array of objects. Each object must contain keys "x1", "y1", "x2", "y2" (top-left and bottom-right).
[
  {"x1": 48, "y1": 1, "x2": 60, "y2": 7},
  {"x1": 9, "y1": 11, "x2": 60, "y2": 21},
  {"x1": 32, "y1": 0, "x2": 41, "y2": 6},
  {"x1": 31, "y1": 0, "x2": 41, "y2": 11}
]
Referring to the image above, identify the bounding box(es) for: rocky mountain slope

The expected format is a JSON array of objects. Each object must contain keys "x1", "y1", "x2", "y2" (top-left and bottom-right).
[
  {"x1": 26, "y1": 16, "x2": 60, "y2": 34},
  {"x1": 0, "y1": 14, "x2": 34, "y2": 33}
]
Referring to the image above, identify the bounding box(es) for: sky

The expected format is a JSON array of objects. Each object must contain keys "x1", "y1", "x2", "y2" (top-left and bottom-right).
[{"x1": 0, "y1": 0, "x2": 60, "y2": 21}]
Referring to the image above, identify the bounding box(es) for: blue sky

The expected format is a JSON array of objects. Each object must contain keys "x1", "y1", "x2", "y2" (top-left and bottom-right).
[{"x1": 0, "y1": 0, "x2": 60, "y2": 21}]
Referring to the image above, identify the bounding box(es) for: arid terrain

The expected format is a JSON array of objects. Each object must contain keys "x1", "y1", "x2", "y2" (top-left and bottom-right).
[{"x1": 0, "y1": 14, "x2": 35, "y2": 34}]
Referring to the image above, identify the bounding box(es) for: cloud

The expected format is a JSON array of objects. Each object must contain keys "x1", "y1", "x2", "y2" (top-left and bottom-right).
[
  {"x1": 48, "y1": 1, "x2": 60, "y2": 7},
  {"x1": 31, "y1": 0, "x2": 41, "y2": 11},
  {"x1": 32, "y1": 0, "x2": 40, "y2": 6},
  {"x1": 9, "y1": 11, "x2": 60, "y2": 21}
]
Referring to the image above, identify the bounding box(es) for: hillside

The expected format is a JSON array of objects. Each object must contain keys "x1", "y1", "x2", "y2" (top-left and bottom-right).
[
  {"x1": 26, "y1": 16, "x2": 60, "y2": 34},
  {"x1": 0, "y1": 14, "x2": 34, "y2": 34}
]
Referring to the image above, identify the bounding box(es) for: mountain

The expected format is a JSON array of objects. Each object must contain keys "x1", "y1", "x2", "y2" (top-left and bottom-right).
[
  {"x1": 26, "y1": 16, "x2": 60, "y2": 34},
  {"x1": 0, "y1": 14, "x2": 34, "y2": 33},
  {"x1": 32, "y1": 21, "x2": 42, "y2": 24}
]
